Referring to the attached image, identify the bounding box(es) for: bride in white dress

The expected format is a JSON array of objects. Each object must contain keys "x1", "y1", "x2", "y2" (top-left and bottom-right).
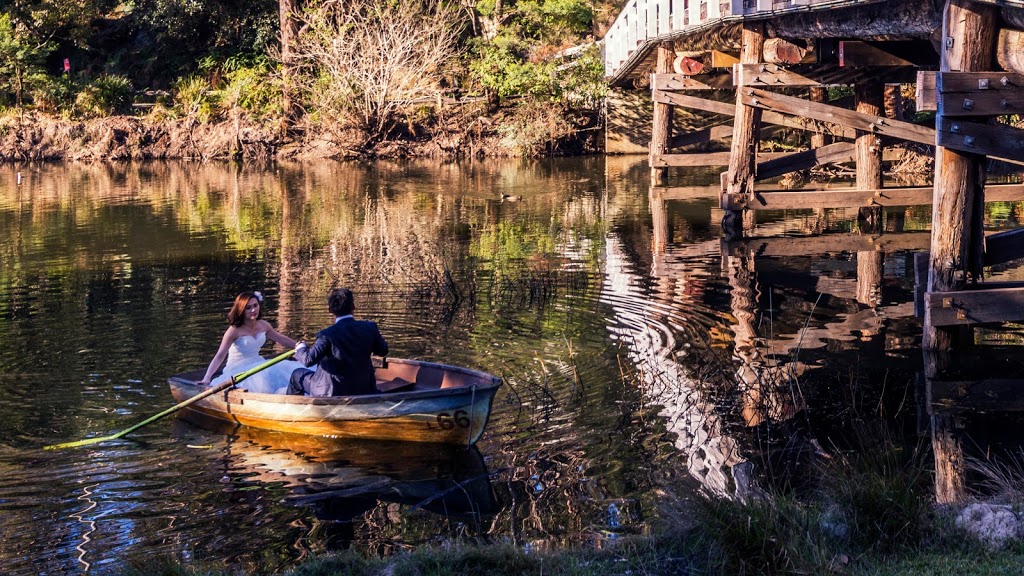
[{"x1": 197, "y1": 291, "x2": 306, "y2": 394}]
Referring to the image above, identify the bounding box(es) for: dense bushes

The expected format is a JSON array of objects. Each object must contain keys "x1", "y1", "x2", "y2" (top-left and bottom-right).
[{"x1": 0, "y1": 0, "x2": 615, "y2": 156}]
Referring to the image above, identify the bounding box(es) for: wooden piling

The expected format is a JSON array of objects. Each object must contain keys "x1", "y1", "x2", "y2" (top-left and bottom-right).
[
  {"x1": 651, "y1": 43, "x2": 674, "y2": 185},
  {"x1": 722, "y1": 22, "x2": 765, "y2": 237},
  {"x1": 809, "y1": 87, "x2": 830, "y2": 149},
  {"x1": 925, "y1": 0, "x2": 998, "y2": 506},
  {"x1": 856, "y1": 81, "x2": 884, "y2": 231},
  {"x1": 924, "y1": 0, "x2": 998, "y2": 354}
]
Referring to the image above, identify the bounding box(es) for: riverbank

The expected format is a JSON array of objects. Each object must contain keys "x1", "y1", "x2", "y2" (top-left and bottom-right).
[
  {"x1": 126, "y1": 514, "x2": 1024, "y2": 576},
  {"x1": 0, "y1": 103, "x2": 603, "y2": 163},
  {"x1": 119, "y1": 423, "x2": 1024, "y2": 576}
]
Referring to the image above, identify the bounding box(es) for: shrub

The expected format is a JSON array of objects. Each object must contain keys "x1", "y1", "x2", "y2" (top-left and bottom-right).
[
  {"x1": 27, "y1": 73, "x2": 76, "y2": 114},
  {"x1": 173, "y1": 75, "x2": 217, "y2": 121},
  {"x1": 497, "y1": 100, "x2": 570, "y2": 156},
  {"x1": 470, "y1": 36, "x2": 557, "y2": 101},
  {"x1": 218, "y1": 64, "x2": 281, "y2": 120},
  {"x1": 292, "y1": 0, "x2": 464, "y2": 146},
  {"x1": 75, "y1": 74, "x2": 134, "y2": 117}
]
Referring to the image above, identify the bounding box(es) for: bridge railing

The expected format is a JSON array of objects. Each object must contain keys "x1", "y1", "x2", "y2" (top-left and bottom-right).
[{"x1": 603, "y1": 0, "x2": 859, "y2": 78}]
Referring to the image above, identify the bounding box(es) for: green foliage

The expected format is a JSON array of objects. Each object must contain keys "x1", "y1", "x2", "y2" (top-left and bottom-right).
[
  {"x1": 218, "y1": 64, "x2": 280, "y2": 119},
  {"x1": 75, "y1": 74, "x2": 134, "y2": 117},
  {"x1": 27, "y1": 73, "x2": 76, "y2": 113},
  {"x1": 554, "y1": 44, "x2": 607, "y2": 107},
  {"x1": 173, "y1": 75, "x2": 217, "y2": 121},
  {"x1": 470, "y1": 36, "x2": 557, "y2": 100},
  {"x1": 118, "y1": 0, "x2": 279, "y2": 86},
  {"x1": 514, "y1": 0, "x2": 594, "y2": 41},
  {"x1": 0, "y1": 12, "x2": 55, "y2": 107}
]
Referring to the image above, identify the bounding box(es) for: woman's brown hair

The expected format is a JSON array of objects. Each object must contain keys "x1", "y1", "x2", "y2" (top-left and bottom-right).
[{"x1": 227, "y1": 292, "x2": 262, "y2": 326}]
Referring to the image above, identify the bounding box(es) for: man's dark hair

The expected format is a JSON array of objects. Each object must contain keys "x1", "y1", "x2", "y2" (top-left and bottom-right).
[{"x1": 328, "y1": 288, "x2": 355, "y2": 316}]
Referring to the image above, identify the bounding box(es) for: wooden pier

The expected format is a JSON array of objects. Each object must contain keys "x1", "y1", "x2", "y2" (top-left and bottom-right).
[{"x1": 604, "y1": 0, "x2": 1024, "y2": 503}]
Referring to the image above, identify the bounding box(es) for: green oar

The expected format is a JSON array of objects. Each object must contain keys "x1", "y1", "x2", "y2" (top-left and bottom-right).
[{"x1": 44, "y1": 349, "x2": 297, "y2": 450}]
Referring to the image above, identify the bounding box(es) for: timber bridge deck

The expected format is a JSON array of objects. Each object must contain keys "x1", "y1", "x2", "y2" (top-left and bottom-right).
[{"x1": 601, "y1": 0, "x2": 1024, "y2": 503}]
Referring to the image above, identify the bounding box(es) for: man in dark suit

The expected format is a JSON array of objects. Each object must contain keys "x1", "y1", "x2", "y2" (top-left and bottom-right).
[{"x1": 288, "y1": 288, "x2": 389, "y2": 396}]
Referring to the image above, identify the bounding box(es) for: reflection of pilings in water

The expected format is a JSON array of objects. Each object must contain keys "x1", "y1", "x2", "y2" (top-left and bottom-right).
[
  {"x1": 727, "y1": 254, "x2": 804, "y2": 428},
  {"x1": 856, "y1": 250, "x2": 884, "y2": 308},
  {"x1": 604, "y1": 235, "x2": 748, "y2": 497}
]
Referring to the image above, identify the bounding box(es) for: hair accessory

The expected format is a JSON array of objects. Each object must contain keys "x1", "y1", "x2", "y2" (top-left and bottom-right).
[{"x1": 253, "y1": 291, "x2": 263, "y2": 302}]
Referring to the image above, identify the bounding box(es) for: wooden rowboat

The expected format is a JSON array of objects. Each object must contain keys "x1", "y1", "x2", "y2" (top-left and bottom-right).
[{"x1": 167, "y1": 357, "x2": 502, "y2": 446}]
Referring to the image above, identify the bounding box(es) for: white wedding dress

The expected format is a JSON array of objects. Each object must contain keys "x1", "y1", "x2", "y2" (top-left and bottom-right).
[{"x1": 211, "y1": 332, "x2": 305, "y2": 394}]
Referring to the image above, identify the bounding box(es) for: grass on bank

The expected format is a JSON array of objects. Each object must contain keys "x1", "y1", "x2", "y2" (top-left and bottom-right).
[{"x1": 120, "y1": 427, "x2": 1024, "y2": 576}]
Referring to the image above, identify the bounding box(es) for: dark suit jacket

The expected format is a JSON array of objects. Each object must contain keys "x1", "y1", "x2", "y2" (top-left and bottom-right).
[{"x1": 295, "y1": 317, "x2": 389, "y2": 395}]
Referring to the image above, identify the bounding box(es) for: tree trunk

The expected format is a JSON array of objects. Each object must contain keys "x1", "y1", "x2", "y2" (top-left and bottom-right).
[{"x1": 279, "y1": 0, "x2": 300, "y2": 123}]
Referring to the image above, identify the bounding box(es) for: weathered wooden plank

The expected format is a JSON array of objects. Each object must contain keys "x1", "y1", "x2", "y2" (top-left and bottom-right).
[
  {"x1": 654, "y1": 89, "x2": 857, "y2": 138},
  {"x1": 652, "y1": 184, "x2": 721, "y2": 200},
  {"x1": 654, "y1": 89, "x2": 734, "y2": 115},
  {"x1": 746, "y1": 183, "x2": 1024, "y2": 210},
  {"x1": 936, "y1": 71, "x2": 1024, "y2": 116},
  {"x1": 984, "y1": 183, "x2": 1024, "y2": 201},
  {"x1": 936, "y1": 71, "x2": 1024, "y2": 92},
  {"x1": 653, "y1": 152, "x2": 733, "y2": 166},
  {"x1": 755, "y1": 142, "x2": 855, "y2": 180},
  {"x1": 984, "y1": 227, "x2": 1024, "y2": 267},
  {"x1": 916, "y1": 70, "x2": 937, "y2": 112},
  {"x1": 668, "y1": 124, "x2": 733, "y2": 148},
  {"x1": 926, "y1": 285, "x2": 1024, "y2": 326},
  {"x1": 653, "y1": 151, "x2": 792, "y2": 166},
  {"x1": 741, "y1": 87, "x2": 937, "y2": 145},
  {"x1": 748, "y1": 186, "x2": 932, "y2": 209},
  {"x1": 733, "y1": 63, "x2": 828, "y2": 87},
  {"x1": 652, "y1": 73, "x2": 717, "y2": 91},
  {"x1": 725, "y1": 232, "x2": 931, "y2": 257},
  {"x1": 936, "y1": 117, "x2": 1024, "y2": 165}
]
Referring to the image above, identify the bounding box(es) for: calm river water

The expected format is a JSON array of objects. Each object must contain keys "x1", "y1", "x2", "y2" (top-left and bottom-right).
[{"x1": 2, "y1": 158, "x2": 1024, "y2": 574}]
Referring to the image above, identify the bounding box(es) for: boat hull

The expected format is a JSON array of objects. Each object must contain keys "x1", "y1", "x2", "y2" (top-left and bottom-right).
[{"x1": 167, "y1": 358, "x2": 501, "y2": 445}]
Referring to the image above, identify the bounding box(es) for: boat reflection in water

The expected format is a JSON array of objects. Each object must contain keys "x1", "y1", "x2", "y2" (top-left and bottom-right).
[{"x1": 170, "y1": 412, "x2": 497, "y2": 551}]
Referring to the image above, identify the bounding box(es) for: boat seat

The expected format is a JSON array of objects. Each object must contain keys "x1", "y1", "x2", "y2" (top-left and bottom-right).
[{"x1": 376, "y1": 377, "x2": 415, "y2": 393}]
